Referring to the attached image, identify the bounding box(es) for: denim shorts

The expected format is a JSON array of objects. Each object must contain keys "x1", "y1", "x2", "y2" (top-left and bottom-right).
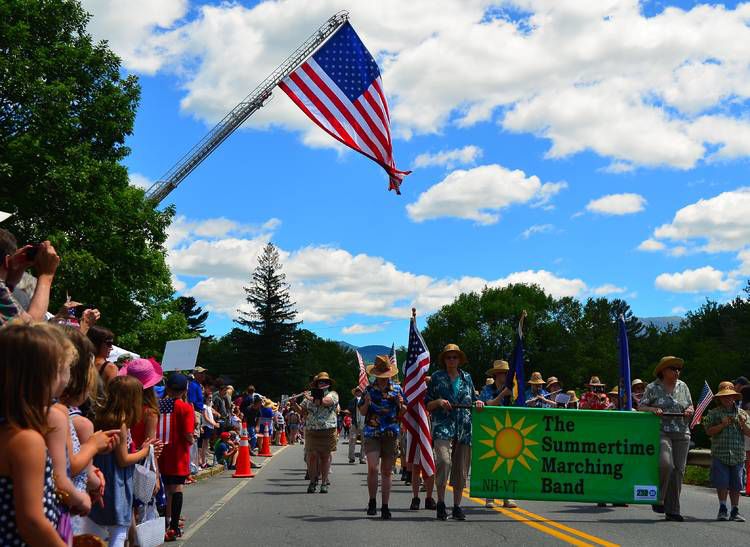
[{"x1": 710, "y1": 459, "x2": 743, "y2": 490}]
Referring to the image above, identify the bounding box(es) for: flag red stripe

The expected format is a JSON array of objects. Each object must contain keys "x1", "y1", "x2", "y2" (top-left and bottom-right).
[
  {"x1": 362, "y1": 89, "x2": 391, "y2": 147},
  {"x1": 372, "y1": 78, "x2": 391, "y2": 122}
]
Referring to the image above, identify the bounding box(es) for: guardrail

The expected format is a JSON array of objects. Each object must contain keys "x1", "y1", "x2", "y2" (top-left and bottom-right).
[{"x1": 686, "y1": 449, "x2": 711, "y2": 468}]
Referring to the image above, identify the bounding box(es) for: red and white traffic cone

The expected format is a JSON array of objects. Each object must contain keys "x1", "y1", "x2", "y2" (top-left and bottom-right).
[
  {"x1": 233, "y1": 422, "x2": 255, "y2": 478},
  {"x1": 258, "y1": 432, "x2": 273, "y2": 457},
  {"x1": 279, "y1": 430, "x2": 288, "y2": 446}
]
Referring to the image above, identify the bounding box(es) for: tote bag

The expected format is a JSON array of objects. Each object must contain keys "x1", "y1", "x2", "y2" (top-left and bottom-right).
[
  {"x1": 136, "y1": 501, "x2": 165, "y2": 547},
  {"x1": 133, "y1": 445, "x2": 157, "y2": 504}
]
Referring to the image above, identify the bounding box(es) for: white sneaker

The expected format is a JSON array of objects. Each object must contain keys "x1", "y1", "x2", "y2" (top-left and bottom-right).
[
  {"x1": 503, "y1": 499, "x2": 518, "y2": 508},
  {"x1": 485, "y1": 499, "x2": 496, "y2": 508}
]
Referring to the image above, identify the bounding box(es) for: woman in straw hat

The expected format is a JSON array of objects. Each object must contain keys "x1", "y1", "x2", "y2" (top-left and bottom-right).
[
  {"x1": 358, "y1": 356, "x2": 406, "y2": 519},
  {"x1": 631, "y1": 378, "x2": 646, "y2": 406},
  {"x1": 294, "y1": 372, "x2": 339, "y2": 493},
  {"x1": 565, "y1": 391, "x2": 579, "y2": 409},
  {"x1": 702, "y1": 381, "x2": 750, "y2": 522},
  {"x1": 579, "y1": 376, "x2": 610, "y2": 410},
  {"x1": 525, "y1": 372, "x2": 555, "y2": 408},
  {"x1": 638, "y1": 356, "x2": 694, "y2": 521},
  {"x1": 425, "y1": 344, "x2": 484, "y2": 521},
  {"x1": 480, "y1": 360, "x2": 518, "y2": 509}
]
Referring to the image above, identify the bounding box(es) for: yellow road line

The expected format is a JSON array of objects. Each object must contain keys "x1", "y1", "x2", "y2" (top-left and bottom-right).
[{"x1": 509, "y1": 505, "x2": 619, "y2": 547}]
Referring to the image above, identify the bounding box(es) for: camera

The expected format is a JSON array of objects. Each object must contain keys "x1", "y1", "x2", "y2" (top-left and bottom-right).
[{"x1": 25, "y1": 243, "x2": 41, "y2": 261}]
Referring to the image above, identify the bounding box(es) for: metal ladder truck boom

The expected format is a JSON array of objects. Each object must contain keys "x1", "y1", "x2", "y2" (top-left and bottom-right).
[{"x1": 145, "y1": 11, "x2": 349, "y2": 204}]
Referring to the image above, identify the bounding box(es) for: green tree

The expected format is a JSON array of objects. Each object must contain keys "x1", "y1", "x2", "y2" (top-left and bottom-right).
[
  {"x1": 235, "y1": 243, "x2": 301, "y2": 392},
  {"x1": 176, "y1": 296, "x2": 209, "y2": 335},
  {"x1": 0, "y1": 0, "x2": 181, "y2": 352}
]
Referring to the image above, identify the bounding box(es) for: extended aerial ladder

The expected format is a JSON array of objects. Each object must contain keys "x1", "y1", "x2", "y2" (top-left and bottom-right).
[{"x1": 145, "y1": 11, "x2": 349, "y2": 204}]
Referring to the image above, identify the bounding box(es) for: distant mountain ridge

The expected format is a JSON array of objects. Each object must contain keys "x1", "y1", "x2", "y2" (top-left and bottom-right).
[{"x1": 336, "y1": 342, "x2": 391, "y2": 363}]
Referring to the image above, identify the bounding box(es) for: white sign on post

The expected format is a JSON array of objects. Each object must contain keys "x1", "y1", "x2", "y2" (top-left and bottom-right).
[{"x1": 161, "y1": 338, "x2": 201, "y2": 372}]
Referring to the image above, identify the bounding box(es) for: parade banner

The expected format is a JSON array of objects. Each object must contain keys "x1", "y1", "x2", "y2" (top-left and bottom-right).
[{"x1": 470, "y1": 407, "x2": 661, "y2": 504}]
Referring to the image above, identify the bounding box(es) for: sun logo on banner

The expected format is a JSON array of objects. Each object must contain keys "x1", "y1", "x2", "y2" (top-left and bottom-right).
[{"x1": 478, "y1": 412, "x2": 539, "y2": 474}]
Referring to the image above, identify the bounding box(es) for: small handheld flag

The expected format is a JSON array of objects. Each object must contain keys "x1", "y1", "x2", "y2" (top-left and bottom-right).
[
  {"x1": 355, "y1": 350, "x2": 368, "y2": 390},
  {"x1": 691, "y1": 381, "x2": 714, "y2": 430}
]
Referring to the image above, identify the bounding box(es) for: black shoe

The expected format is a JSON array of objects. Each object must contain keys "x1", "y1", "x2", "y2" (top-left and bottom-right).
[
  {"x1": 596, "y1": 503, "x2": 607, "y2": 508},
  {"x1": 436, "y1": 501, "x2": 447, "y2": 520},
  {"x1": 410, "y1": 497, "x2": 420, "y2": 510},
  {"x1": 349, "y1": 458, "x2": 355, "y2": 463},
  {"x1": 665, "y1": 513, "x2": 684, "y2": 522},
  {"x1": 367, "y1": 498, "x2": 377, "y2": 516},
  {"x1": 381, "y1": 505, "x2": 392, "y2": 520},
  {"x1": 652, "y1": 504, "x2": 665, "y2": 514},
  {"x1": 425, "y1": 498, "x2": 437, "y2": 510},
  {"x1": 452, "y1": 505, "x2": 466, "y2": 521},
  {"x1": 307, "y1": 481, "x2": 317, "y2": 493},
  {"x1": 613, "y1": 503, "x2": 628, "y2": 507}
]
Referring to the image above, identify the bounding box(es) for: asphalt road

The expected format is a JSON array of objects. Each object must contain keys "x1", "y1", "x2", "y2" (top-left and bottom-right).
[{"x1": 179, "y1": 440, "x2": 750, "y2": 546}]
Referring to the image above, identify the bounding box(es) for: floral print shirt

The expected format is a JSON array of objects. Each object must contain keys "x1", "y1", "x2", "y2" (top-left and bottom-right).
[
  {"x1": 301, "y1": 391, "x2": 339, "y2": 430},
  {"x1": 360, "y1": 382, "x2": 406, "y2": 438},
  {"x1": 639, "y1": 379, "x2": 693, "y2": 434},
  {"x1": 426, "y1": 369, "x2": 477, "y2": 445}
]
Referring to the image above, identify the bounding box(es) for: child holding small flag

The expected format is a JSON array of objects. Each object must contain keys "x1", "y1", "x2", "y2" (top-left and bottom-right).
[{"x1": 703, "y1": 381, "x2": 750, "y2": 522}]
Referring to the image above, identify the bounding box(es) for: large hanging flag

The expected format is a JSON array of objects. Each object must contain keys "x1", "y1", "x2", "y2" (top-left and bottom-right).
[
  {"x1": 618, "y1": 314, "x2": 633, "y2": 411},
  {"x1": 278, "y1": 21, "x2": 410, "y2": 193},
  {"x1": 505, "y1": 311, "x2": 527, "y2": 407},
  {"x1": 403, "y1": 312, "x2": 435, "y2": 476},
  {"x1": 355, "y1": 350, "x2": 368, "y2": 390},
  {"x1": 690, "y1": 381, "x2": 714, "y2": 429}
]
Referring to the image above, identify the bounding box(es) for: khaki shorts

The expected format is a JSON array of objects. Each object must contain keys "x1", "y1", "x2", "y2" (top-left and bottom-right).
[{"x1": 364, "y1": 435, "x2": 398, "y2": 459}]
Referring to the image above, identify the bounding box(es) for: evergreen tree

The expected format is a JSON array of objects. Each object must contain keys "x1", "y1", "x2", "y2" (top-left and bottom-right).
[
  {"x1": 235, "y1": 243, "x2": 301, "y2": 392},
  {"x1": 176, "y1": 296, "x2": 209, "y2": 335}
]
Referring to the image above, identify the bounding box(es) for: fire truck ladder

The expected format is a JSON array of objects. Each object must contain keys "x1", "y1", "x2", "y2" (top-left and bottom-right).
[{"x1": 145, "y1": 11, "x2": 349, "y2": 204}]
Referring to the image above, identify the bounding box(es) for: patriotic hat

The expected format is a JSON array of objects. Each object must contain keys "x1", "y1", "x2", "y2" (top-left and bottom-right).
[
  {"x1": 366, "y1": 355, "x2": 398, "y2": 378},
  {"x1": 485, "y1": 360, "x2": 509, "y2": 376},
  {"x1": 438, "y1": 344, "x2": 467, "y2": 368},
  {"x1": 117, "y1": 358, "x2": 163, "y2": 389},
  {"x1": 715, "y1": 381, "x2": 741, "y2": 399},
  {"x1": 654, "y1": 356, "x2": 684, "y2": 377}
]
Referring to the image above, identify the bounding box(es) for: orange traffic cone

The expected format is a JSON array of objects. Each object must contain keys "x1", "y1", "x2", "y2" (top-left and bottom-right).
[
  {"x1": 258, "y1": 432, "x2": 273, "y2": 457},
  {"x1": 232, "y1": 423, "x2": 255, "y2": 478},
  {"x1": 279, "y1": 430, "x2": 288, "y2": 446}
]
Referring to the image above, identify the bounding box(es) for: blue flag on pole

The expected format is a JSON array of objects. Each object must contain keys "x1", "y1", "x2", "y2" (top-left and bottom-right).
[
  {"x1": 618, "y1": 314, "x2": 633, "y2": 411},
  {"x1": 505, "y1": 313, "x2": 527, "y2": 407}
]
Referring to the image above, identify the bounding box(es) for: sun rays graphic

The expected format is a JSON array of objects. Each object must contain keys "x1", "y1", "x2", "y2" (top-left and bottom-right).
[{"x1": 479, "y1": 412, "x2": 540, "y2": 474}]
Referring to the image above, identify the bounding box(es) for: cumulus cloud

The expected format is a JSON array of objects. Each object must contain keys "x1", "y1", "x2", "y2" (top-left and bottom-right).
[
  {"x1": 586, "y1": 193, "x2": 646, "y2": 215},
  {"x1": 638, "y1": 239, "x2": 666, "y2": 252},
  {"x1": 342, "y1": 323, "x2": 390, "y2": 335},
  {"x1": 592, "y1": 284, "x2": 627, "y2": 296},
  {"x1": 654, "y1": 266, "x2": 735, "y2": 293},
  {"x1": 413, "y1": 145, "x2": 483, "y2": 169},
  {"x1": 83, "y1": 0, "x2": 750, "y2": 168},
  {"x1": 169, "y1": 215, "x2": 601, "y2": 323},
  {"x1": 406, "y1": 164, "x2": 565, "y2": 224}
]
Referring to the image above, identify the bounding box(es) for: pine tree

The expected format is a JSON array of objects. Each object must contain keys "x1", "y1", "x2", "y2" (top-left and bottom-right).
[
  {"x1": 235, "y1": 243, "x2": 300, "y2": 392},
  {"x1": 176, "y1": 296, "x2": 209, "y2": 335}
]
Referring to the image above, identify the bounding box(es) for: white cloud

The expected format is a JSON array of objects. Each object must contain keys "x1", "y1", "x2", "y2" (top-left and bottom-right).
[
  {"x1": 342, "y1": 323, "x2": 390, "y2": 335},
  {"x1": 638, "y1": 239, "x2": 666, "y2": 252},
  {"x1": 592, "y1": 284, "x2": 626, "y2": 296},
  {"x1": 406, "y1": 164, "x2": 566, "y2": 224},
  {"x1": 170, "y1": 215, "x2": 599, "y2": 323},
  {"x1": 655, "y1": 266, "x2": 735, "y2": 293},
  {"x1": 521, "y1": 224, "x2": 554, "y2": 239},
  {"x1": 128, "y1": 172, "x2": 152, "y2": 190},
  {"x1": 652, "y1": 188, "x2": 750, "y2": 252},
  {"x1": 586, "y1": 193, "x2": 646, "y2": 215},
  {"x1": 83, "y1": 1, "x2": 750, "y2": 168},
  {"x1": 671, "y1": 306, "x2": 687, "y2": 315},
  {"x1": 413, "y1": 145, "x2": 483, "y2": 169}
]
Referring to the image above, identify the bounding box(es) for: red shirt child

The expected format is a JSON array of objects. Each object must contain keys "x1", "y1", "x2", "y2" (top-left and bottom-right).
[{"x1": 157, "y1": 376, "x2": 195, "y2": 478}]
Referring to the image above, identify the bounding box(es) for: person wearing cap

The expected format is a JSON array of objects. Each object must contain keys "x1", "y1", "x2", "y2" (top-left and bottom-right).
[
  {"x1": 525, "y1": 372, "x2": 555, "y2": 408},
  {"x1": 358, "y1": 356, "x2": 406, "y2": 519},
  {"x1": 702, "y1": 381, "x2": 750, "y2": 521},
  {"x1": 425, "y1": 344, "x2": 485, "y2": 521},
  {"x1": 187, "y1": 366, "x2": 206, "y2": 413},
  {"x1": 347, "y1": 386, "x2": 368, "y2": 464},
  {"x1": 214, "y1": 431, "x2": 238, "y2": 470},
  {"x1": 480, "y1": 360, "x2": 517, "y2": 509},
  {"x1": 579, "y1": 376, "x2": 611, "y2": 410},
  {"x1": 294, "y1": 372, "x2": 339, "y2": 493},
  {"x1": 638, "y1": 356, "x2": 694, "y2": 522},
  {"x1": 158, "y1": 374, "x2": 195, "y2": 541},
  {"x1": 631, "y1": 379, "x2": 646, "y2": 406}
]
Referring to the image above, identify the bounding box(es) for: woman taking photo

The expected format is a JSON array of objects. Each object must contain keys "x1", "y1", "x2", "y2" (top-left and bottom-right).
[
  {"x1": 358, "y1": 356, "x2": 406, "y2": 519},
  {"x1": 638, "y1": 356, "x2": 694, "y2": 522}
]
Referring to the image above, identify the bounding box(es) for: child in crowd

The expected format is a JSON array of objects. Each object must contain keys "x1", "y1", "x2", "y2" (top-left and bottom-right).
[
  {"x1": 214, "y1": 431, "x2": 239, "y2": 469},
  {"x1": 273, "y1": 404, "x2": 285, "y2": 445},
  {"x1": 86, "y1": 375, "x2": 160, "y2": 546},
  {"x1": 200, "y1": 393, "x2": 220, "y2": 468},
  {"x1": 703, "y1": 381, "x2": 750, "y2": 522},
  {"x1": 0, "y1": 324, "x2": 67, "y2": 546},
  {"x1": 342, "y1": 410, "x2": 352, "y2": 438},
  {"x1": 157, "y1": 374, "x2": 195, "y2": 542}
]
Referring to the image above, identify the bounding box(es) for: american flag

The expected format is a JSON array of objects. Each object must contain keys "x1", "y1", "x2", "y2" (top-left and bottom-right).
[
  {"x1": 402, "y1": 316, "x2": 435, "y2": 476},
  {"x1": 278, "y1": 21, "x2": 410, "y2": 193},
  {"x1": 389, "y1": 343, "x2": 397, "y2": 377},
  {"x1": 356, "y1": 350, "x2": 368, "y2": 390},
  {"x1": 156, "y1": 397, "x2": 174, "y2": 445},
  {"x1": 690, "y1": 380, "x2": 714, "y2": 430}
]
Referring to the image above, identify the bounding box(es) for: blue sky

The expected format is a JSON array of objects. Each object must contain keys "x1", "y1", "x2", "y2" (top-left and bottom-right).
[{"x1": 82, "y1": 0, "x2": 750, "y2": 347}]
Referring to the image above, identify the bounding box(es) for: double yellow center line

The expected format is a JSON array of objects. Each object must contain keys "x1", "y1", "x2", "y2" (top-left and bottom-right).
[{"x1": 449, "y1": 486, "x2": 619, "y2": 547}]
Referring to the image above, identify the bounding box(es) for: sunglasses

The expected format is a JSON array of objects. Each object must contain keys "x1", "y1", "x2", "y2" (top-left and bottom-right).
[
  {"x1": 445, "y1": 355, "x2": 461, "y2": 360},
  {"x1": 667, "y1": 366, "x2": 681, "y2": 372}
]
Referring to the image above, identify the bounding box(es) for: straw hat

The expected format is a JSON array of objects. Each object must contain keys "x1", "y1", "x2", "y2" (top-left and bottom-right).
[
  {"x1": 366, "y1": 355, "x2": 398, "y2": 378},
  {"x1": 117, "y1": 358, "x2": 163, "y2": 389},
  {"x1": 715, "y1": 381, "x2": 742, "y2": 399},
  {"x1": 608, "y1": 386, "x2": 619, "y2": 396},
  {"x1": 586, "y1": 376, "x2": 606, "y2": 387},
  {"x1": 311, "y1": 371, "x2": 335, "y2": 387},
  {"x1": 566, "y1": 390, "x2": 579, "y2": 403},
  {"x1": 654, "y1": 356, "x2": 684, "y2": 377},
  {"x1": 485, "y1": 360, "x2": 509, "y2": 377},
  {"x1": 631, "y1": 378, "x2": 645, "y2": 388},
  {"x1": 528, "y1": 371, "x2": 545, "y2": 385},
  {"x1": 438, "y1": 343, "x2": 467, "y2": 368},
  {"x1": 262, "y1": 398, "x2": 274, "y2": 408},
  {"x1": 546, "y1": 376, "x2": 561, "y2": 389}
]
